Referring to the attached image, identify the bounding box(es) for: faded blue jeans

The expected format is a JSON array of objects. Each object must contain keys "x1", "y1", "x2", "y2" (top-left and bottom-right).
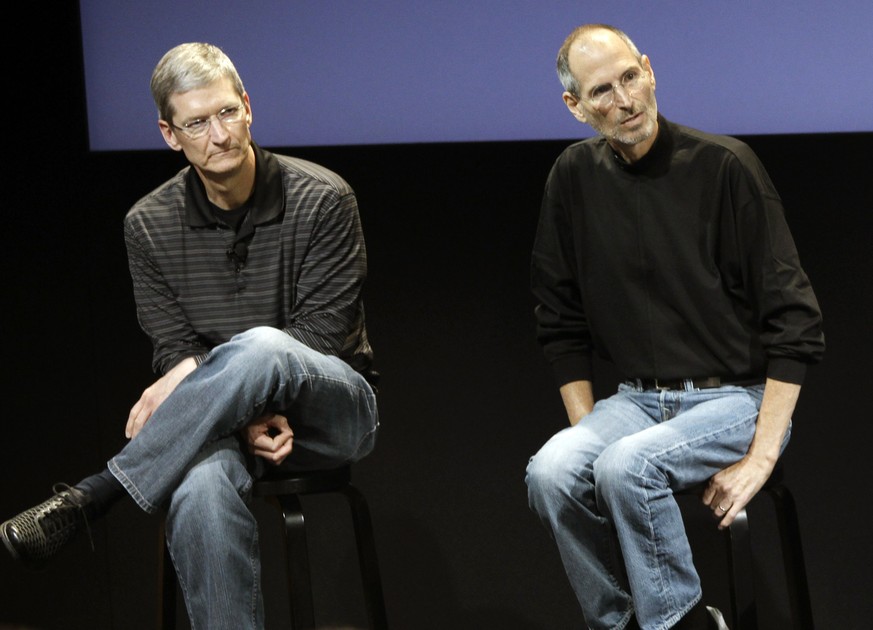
[
  {"x1": 108, "y1": 327, "x2": 379, "y2": 630},
  {"x1": 526, "y1": 382, "x2": 783, "y2": 630}
]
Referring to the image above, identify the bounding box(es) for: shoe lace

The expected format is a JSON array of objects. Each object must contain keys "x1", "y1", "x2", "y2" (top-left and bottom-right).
[{"x1": 50, "y1": 483, "x2": 95, "y2": 552}]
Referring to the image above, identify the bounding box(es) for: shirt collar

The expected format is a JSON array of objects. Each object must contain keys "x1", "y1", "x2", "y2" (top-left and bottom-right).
[
  {"x1": 612, "y1": 114, "x2": 674, "y2": 176},
  {"x1": 184, "y1": 142, "x2": 285, "y2": 227}
]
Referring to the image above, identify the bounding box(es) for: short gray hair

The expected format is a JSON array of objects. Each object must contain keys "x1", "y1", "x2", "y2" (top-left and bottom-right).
[
  {"x1": 556, "y1": 24, "x2": 643, "y2": 97},
  {"x1": 150, "y1": 42, "x2": 246, "y2": 123}
]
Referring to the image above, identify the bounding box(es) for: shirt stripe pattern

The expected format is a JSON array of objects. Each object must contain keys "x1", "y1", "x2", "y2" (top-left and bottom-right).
[{"x1": 123, "y1": 147, "x2": 374, "y2": 379}]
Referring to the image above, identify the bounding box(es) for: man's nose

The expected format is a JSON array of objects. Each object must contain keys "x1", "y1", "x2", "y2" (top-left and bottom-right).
[
  {"x1": 612, "y1": 84, "x2": 633, "y2": 108},
  {"x1": 208, "y1": 115, "x2": 233, "y2": 141}
]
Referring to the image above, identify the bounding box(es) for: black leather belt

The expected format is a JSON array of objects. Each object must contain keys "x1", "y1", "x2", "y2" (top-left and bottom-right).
[{"x1": 630, "y1": 377, "x2": 765, "y2": 391}]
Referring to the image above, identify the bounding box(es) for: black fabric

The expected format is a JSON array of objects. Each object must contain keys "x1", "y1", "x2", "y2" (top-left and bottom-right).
[
  {"x1": 672, "y1": 601, "x2": 709, "y2": 630},
  {"x1": 75, "y1": 468, "x2": 125, "y2": 519},
  {"x1": 531, "y1": 115, "x2": 824, "y2": 387}
]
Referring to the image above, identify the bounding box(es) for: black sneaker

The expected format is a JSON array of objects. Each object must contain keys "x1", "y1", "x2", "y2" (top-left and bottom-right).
[{"x1": 1, "y1": 484, "x2": 92, "y2": 569}]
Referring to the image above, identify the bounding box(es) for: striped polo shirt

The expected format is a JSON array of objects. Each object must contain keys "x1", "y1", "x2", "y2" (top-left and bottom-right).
[{"x1": 123, "y1": 143, "x2": 374, "y2": 382}]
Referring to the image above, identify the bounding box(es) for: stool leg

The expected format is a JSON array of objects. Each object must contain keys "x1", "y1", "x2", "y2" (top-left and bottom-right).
[
  {"x1": 726, "y1": 508, "x2": 758, "y2": 630},
  {"x1": 767, "y1": 485, "x2": 815, "y2": 630},
  {"x1": 272, "y1": 494, "x2": 316, "y2": 630},
  {"x1": 343, "y1": 486, "x2": 389, "y2": 630}
]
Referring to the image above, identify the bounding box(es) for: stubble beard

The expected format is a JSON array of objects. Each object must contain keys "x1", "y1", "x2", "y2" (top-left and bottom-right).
[{"x1": 593, "y1": 93, "x2": 659, "y2": 147}]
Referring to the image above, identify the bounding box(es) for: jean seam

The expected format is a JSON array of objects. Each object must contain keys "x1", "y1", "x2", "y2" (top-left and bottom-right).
[
  {"x1": 633, "y1": 464, "x2": 677, "y2": 628},
  {"x1": 108, "y1": 459, "x2": 159, "y2": 514},
  {"x1": 248, "y1": 525, "x2": 260, "y2": 628}
]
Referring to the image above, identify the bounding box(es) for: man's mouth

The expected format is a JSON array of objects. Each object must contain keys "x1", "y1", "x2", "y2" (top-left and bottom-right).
[{"x1": 620, "y1": 112, "x2": 643, "y2": 126}]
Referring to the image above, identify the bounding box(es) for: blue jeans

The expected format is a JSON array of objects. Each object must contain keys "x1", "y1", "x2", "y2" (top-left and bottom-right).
[
  {"x1": 107, "y1": 327, "x2": 379, "y2": 630},
  {"x1": 526, "y1": 382, "x2": 784, "y2": 630}
]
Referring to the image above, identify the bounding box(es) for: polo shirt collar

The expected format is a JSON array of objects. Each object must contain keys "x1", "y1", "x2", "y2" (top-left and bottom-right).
[{"x1": 184, "y1": 142, "x2": 285, "y2": 227}]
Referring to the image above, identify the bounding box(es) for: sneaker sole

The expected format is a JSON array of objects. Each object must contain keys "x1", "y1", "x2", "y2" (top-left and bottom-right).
[{"x1": 0, "y1": 521, "x2": 22, "y2": 561}]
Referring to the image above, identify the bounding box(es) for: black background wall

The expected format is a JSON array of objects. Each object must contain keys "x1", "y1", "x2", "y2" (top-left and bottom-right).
[{"x1": 1, "y1": 6, "x2": 871, "y2": 629}]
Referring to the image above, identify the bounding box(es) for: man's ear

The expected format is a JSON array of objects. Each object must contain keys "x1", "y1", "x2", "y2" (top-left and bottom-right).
[
  {"x1": 563, "y1": 91, "x2": 587, "y2": 123},
  {"x1": 242, "y1": 91, "x2": 252, "y2": 126},
  {"x1": 641, "y1": 54, "x2": 655, "y2": 90},
  {"x1": 158, "y1": 120, "x2": 184, "y2": 152}
]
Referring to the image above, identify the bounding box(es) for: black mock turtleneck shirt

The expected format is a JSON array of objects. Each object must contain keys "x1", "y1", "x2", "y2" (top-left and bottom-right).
[{"x1": 531, "y1": 115, "x2": 824, "y2": 387}]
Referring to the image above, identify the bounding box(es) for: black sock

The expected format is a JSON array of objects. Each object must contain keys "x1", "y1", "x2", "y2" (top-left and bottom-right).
[
  {"x1": 75, "y1": 469, "x2": 126, "y2": 518},
  {"x1": 672, "y1": 600, "x2": 708, "y2": 630}
]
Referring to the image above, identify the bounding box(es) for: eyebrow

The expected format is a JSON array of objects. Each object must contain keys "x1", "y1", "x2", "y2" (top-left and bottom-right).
[{"x1": 180, "y1": 103, "x2": 241, "y2": 123}]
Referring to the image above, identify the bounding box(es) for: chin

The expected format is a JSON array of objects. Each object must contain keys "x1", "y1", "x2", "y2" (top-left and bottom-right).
[
  {"x1": 205, "y1": 149, "x2": 244, "y2": 170},
  {"x1": 611, "y1": 111, "x2": 657, "y2": 146}
]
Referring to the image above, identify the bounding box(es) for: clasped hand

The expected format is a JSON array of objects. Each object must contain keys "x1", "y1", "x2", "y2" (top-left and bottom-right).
[{"x1": 243, "y1": 413, "x2": 294, "y2": 465}]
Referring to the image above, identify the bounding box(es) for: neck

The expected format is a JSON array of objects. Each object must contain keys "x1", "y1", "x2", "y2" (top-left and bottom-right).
[{"x1": 608, "y1": 125, "x2": 659, "y2": 164}]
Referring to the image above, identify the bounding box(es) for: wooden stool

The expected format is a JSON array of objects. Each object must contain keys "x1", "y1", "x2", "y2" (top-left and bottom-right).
[
  {"x1": 679, "y1": 462, "x2": 814, "y2": 629},
  {"x1": 159, "y1": 465, "x2": 388, "y2": 629}
]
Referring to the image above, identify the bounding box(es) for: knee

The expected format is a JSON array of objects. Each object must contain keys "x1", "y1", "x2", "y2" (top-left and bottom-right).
[
  {"x1": 232, "y1": 326, "x2": 292, "y2": 357},
  {"x1": 593, "y1": 440, "x2": 645, "y2": 504},
  {"x1": 526, "y1": 441, "x2": 591, "y2": 512},
  {"x1": 218, "y1": 327, "x2": 304, "y2": 376}
]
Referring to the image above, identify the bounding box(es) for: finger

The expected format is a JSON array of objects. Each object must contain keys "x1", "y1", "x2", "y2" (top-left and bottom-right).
[
  {"x1": 701, "y1": 480, "x2": 720, "y2": 506},
  {"x1": 126, "y1": 400, "x2": 145, "y2": 438},
  {"x1": 271, "y1": 429, "x2": 294, "y2": 449},
  {"x1": 272, "y1": 414, "x2": 291, "y2": 429},
  {"x1": 127, "y1": 409, "x2": 145, "y2": 439},
  {"x1": 128, "y1": 411, "x2": 149, "y2": 439},
  {"x1": 272, "y1": 440, "x2": 294, "y2": 464},
  {"x1": 254, "y1": 440, "x2": 293, "y2": 464},
  {"x1": 717, "y1": 505, "x2": 738, "y2": 530},
  {"x1": 251, "y1": 429, "x2": 293, "y2": 452},
  {"x1": 251, "y1": 434, "x2": 280, "y2": 452},
  {"x1": 713, "y1": 503, "x2": 731, "y2": 517}
]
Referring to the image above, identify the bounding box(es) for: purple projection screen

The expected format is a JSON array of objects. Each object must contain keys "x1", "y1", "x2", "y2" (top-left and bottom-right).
[{"x1": 79, "y1": 1, "x2": 872, "y2": 151}]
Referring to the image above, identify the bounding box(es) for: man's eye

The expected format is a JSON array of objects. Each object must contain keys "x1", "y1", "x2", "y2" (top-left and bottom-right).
[
  {"x1": 592, "y1": 86, "x2": 610, "y2": 97},
  {"x1": 623, "y1": 71, "x2": 639, "y2": 84},
  {"x1": 219, "y1": 106, "x2": 239, "y2": 120},
  {"x1": 185, "y1": 119, "x2": 208, "y2": 130}
]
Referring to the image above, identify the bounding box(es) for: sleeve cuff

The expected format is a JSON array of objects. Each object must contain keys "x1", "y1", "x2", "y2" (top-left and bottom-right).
[
  {"x1": 766, "y1": 357, "x2": 808, "y2": 385},
  {"x1": 551, "y1": 355, "x2": 594, "y2": 388}
]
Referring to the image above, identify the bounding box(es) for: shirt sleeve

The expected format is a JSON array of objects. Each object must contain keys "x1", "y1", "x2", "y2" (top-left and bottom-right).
[
  {"x1": 281, "y1": 189, "x2": 369, "y2": 361},
  {"x1": 728, "y1": 145, "x2": 825, "y2": 384},
  {"x1": 123, "y1": 211, "x2": 210, "y2": 375},
  {"x1": 530, "y1": 159, "x2": 595, "y2": 386}
]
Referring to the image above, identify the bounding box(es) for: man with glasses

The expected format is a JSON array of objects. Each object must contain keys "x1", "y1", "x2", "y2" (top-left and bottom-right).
[
  {"x1": 525, "y1": 24, "x2": 823, "y2": 630},
  {"x1": 1, "y1": 42, "x2": 379, "y2": 629}
]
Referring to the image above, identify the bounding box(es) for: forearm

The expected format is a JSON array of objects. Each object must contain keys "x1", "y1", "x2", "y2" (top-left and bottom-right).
[
  {"x1": 746, "y1": 377, "x2": 800, "y2": 465},
  {"x1": 704, "y1": 377, "x2": 801, "y2": 528},
  {"x1": 559, "y1": 380, "x2": 595, "y2": 426}
]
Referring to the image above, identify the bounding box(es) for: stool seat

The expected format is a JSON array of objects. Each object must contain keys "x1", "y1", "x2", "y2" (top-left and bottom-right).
[
  {"x1": 159, "y1": 465, "x2": 388, "y2": 630},
  {"x1": 254, "y1": 465, "x2": 352, "y2": 497},
  {"x1": 678, "y1": 461, "x2": 814, "y2": 629}
]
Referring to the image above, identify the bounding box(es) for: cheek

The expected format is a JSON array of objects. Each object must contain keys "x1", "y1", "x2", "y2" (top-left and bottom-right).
[
  {"x1": 589, "y1": 109, "x2": 614, "y2": 127},
  {"x1": 179, "y1": 143, "x2": 207, "y2": 164}
]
